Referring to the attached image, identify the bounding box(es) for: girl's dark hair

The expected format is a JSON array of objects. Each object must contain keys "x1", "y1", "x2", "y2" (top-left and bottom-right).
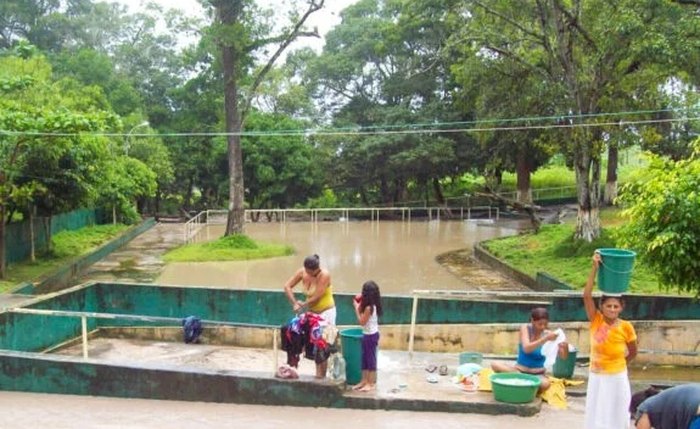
[
  {"x1": 303, "y1": 254, "x2": 320, "y2": 270},
  {"x1": 530, "y1": 307, "x2": 549, "y2": 321},
  {"x1": 360, "y1": 280, "x2": 383, "y2": 318}
]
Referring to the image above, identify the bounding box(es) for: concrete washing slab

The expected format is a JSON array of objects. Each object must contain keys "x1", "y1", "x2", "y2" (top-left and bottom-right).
[{"x1": 46, "y1": 337, "x2": 543, "y2": 416}]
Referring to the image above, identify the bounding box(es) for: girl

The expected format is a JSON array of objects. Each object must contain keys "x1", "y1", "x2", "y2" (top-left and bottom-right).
[
  {"x1": 584, "y1": 251, "x2": 638, "y2": 429},
  {"x1": 491, "y1": 307, "x2": 562, "y2": 393},
  {"x1": 352, "y1": 280, "x2": 383, "y2": 392}
]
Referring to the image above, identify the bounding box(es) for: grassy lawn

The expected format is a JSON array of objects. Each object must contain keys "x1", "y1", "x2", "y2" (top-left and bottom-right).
[
  {"x1": 163, "y1": 234, "x2": 294, "y2": 263},
  {"x1": 0, "y1": 224, "x2": 129, "y2": 292},
  {"x1": 482, "y1": 208, "x2": 666, "y2": 294}
]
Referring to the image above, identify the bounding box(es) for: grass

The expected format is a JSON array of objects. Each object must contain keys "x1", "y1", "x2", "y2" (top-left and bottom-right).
[
  {"x1": 482, "y1": 208, "x2": 664, "y2": 294},
  {"x1": 0, "y1": 224, "x2": 129, "y2": 292},
  {"x1": 163, "y1": 234, "x2": 294, "y2": 263}
]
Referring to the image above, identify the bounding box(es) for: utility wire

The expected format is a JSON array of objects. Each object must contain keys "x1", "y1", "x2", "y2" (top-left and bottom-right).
[{"x1": 0, "y1": 116, "x2": 697, "y2": 139}]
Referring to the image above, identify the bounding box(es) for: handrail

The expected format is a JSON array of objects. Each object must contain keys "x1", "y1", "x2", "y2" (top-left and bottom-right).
[
  {"x1": 407, "y1": 290, "x2": 552, "y2": 360},
  {"x1": 9, "y1": 307, "x2": 281, "y2": 372}
]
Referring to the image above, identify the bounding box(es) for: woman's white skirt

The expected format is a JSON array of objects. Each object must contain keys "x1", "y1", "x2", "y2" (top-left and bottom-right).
[{"x1": 585, "y1": 370, "x2": 631, "y2": 429}]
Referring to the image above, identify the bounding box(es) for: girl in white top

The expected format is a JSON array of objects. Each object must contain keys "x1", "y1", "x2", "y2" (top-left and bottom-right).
[{"x1": 352, "y1": 280, "x2": 383, "y2": 392}]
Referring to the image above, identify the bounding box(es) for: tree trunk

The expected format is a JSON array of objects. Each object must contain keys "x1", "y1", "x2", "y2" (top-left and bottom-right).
[
  {"x1": 0, "y1": 201, "x2": 5, "y2": 279},
  {"x1": 43, "y1": 216, "x2": 52, "y2": 253},
  {"x1": 432, "y1": 178, "x2": 446, "y2": 205},
  {"x1": 219, "y1": 4, "x2": 246, "y2": 236},
  {"x1": 515, "y1": 149, "x2": 532, "y2": 205},
  {"x1": 29, "y1": 206, "x2": 35, "y2": 262},
  {"x1": 573, "y1": 144, "x2": 602, "y2": 241},
  {"x1": 604, "y1": 144, "x2": 618, "y2": 206}
]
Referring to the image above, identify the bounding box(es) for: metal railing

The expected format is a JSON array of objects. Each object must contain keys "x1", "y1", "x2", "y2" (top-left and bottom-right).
[
  {"x1": 406, "y1": 290, "x2": 552, "y2": 360},
  {"x1": 496, "y1": 185, "x2": 578, "y2": 202},
  {"x1": 184, "y1": 206, "x2": 500, "y2": 243},
  {"x1": 8, "y1": 307, "x2": 282, "y2": 374}
]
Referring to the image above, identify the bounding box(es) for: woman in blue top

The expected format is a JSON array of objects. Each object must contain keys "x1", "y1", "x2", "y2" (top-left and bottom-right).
[{"x1": 491, "y1": 307, "x2": 562, "y2": 392}]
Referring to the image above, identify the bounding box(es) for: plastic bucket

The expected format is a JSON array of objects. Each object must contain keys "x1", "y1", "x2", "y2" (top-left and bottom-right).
[
  {"x1": 597, "y1": 248, "x2": 636, "y2": 294},
  {"x1": 552, "y1": 349, "x2": 578, "y2": 379},
  {"x1": 340, "y1": 327, "x2": 363, "y2": 385},
  {"x1": 459, "y1": 352, "x2": 483, "y2": 365}
]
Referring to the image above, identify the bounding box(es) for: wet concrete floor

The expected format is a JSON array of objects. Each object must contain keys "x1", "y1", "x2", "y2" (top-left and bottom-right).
[{"x1": 0, "y1": 390, "x2": 586, "y2": 429}]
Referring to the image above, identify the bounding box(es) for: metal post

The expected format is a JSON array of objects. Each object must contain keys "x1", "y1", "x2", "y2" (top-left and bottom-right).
[
  {"x1": 273, "y1": 328, "x2": 279, "y2": 374},
  {"x1": 81, "y1": 316, "x2": 88, "y2": 359},
  {"x1": 408, "y1": 295, "x2": 418, "y2": 361}
]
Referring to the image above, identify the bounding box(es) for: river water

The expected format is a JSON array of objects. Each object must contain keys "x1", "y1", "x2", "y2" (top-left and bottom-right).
[{"x1": 157, "y1": 220, "x2": 523, "y2": 293}]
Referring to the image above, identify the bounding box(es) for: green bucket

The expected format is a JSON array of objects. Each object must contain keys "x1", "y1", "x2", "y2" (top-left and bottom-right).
[
  {"x1": 597, "y1": 248, "x2": 636, "y2": 294},
  {"x1": 552, "y1": 348, "x2": 578, "y2": 379},
  {"x1": 340, "y1": 327, "x2": 363, "y2": 385},
  {"x1": 490, "y1": 373, "x2": 541, "y2": 404}
]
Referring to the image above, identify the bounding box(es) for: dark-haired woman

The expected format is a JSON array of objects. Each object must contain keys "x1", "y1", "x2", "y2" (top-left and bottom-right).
[
  {"x1": 491, "y1": 307, "x2": 562, "y2": 392},
  {"x1": 351, "y1": 280, "x2": 383, "y2": 392},
  {"x1": 584, "y1": 251, "x2": 638, "y2": 429},
  {"x1": 283, "y1": 254, "x2": 336, "y2": 378}
]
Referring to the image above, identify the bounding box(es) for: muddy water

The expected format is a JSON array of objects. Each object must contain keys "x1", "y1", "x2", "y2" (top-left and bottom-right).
[{"x1": 157, "y1": 220, "x2": 522, "y2": 293}]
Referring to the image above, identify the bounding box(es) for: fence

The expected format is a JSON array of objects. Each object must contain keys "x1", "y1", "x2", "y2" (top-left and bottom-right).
[
  {"x1": 184, "y1": 205, "x2": 499, "y2": 243},
  {"x1": 5, "y1": 208, "x2": 105, "y2": 264}
]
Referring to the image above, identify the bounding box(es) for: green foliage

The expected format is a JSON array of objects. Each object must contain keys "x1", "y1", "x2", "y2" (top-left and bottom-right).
[
  {"x1": 51, "y1": 224, "x2": 129, "y2": 258},
  {"x1": 483, "y1": 222, "x2": 660, "y2": 294},
  {"x1": 163, "y1": 234, "x2": 293, "y2": 263},
  {"x1": 0, "y1": 224, "x2": 128, "y2": 291},
  {"x1": 616, "y1": 140, "x2": 700, "y2": 296}
]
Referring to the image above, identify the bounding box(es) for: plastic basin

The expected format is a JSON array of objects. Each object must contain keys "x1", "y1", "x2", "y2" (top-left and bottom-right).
[
  {"x1": 459, "y1": 352, "x2": 483, "y2": 365},
  {"x1": 489, "y1": 373, "x2": 541, "y2": 404}
]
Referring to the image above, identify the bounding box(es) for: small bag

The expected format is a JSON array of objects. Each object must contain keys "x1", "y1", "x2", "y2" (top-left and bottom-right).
[{"x1": 182, "y1": 316, "x2": 203, "y2": 344}]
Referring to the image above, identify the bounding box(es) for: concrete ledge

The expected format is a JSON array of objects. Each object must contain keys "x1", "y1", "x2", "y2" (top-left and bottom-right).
[
  {"x1": 0, "y1": 350, "x2": 540, "y2": 415},
  {"x1": 473, "y1": 243, "x2": 548, "y2": 291}
]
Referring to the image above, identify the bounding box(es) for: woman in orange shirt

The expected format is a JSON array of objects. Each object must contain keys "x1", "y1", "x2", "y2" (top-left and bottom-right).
[{"x1": 583, "y1": 251, "x2": 638, "y2": 429}]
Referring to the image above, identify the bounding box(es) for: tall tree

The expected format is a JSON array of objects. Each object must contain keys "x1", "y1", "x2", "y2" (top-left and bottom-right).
[
  {"x1": 207, "y1": 0, "x2": 324, "y2": 235},
  {"x1": 451, "y1": 0, "x2": 696, "y2": 240}
]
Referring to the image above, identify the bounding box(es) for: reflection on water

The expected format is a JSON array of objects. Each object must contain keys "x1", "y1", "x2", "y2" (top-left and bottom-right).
[{"x1": 157, "y1": 220, "x2": 521, "y2": 294}]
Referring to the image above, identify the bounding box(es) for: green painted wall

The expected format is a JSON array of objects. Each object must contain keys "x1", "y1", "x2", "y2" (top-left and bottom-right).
[{"x1": 5, "y1": 209, "x2": 104, "y2": 264}]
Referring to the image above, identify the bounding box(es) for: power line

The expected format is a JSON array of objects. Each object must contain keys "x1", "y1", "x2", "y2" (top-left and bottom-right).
[
  {"x1": 0, "y1": 117, "x2": 700, "y2": 137},
  {"x1": 0, "y1": 116, "x2": 697, "y2": 138}
]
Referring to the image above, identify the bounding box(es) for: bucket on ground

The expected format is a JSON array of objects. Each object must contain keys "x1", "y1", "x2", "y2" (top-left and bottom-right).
[
  {"x1": 552, "y1": 347, "x2": 578, "y2": 379},
  {"x1": 339, "y1": 327, "x2": 363, "y2": 385},
  {"x1": 459, "y1": 352, "x2": 483, "y2": 365},
  {"x1": 596, "y1": 248, "x2": 636, "y2": 294},
  {"x1": 490, "y1": 373, "x2": 541, "y2": 404}
]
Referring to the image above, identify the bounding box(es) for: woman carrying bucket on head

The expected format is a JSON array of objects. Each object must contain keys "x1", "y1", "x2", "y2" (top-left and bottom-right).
[{"x1": 583, "y1": 250, "x2": 638, "y2": 429}]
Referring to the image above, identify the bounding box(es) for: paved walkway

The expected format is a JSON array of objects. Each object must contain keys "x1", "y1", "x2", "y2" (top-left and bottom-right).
[
  {"x1": 0, "y1": 390, "x2": 587, "y2": 429},
  {"x1": 77, "y1": 222, "x2": 185, "y2": 284}
]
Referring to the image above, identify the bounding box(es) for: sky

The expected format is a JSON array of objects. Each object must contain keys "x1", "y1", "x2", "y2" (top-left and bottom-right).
[{"x1": 113, "y1": 0, "x2": 358, "y2": 52}]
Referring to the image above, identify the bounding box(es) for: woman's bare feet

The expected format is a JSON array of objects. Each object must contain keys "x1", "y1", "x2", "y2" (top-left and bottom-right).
[
  {"x1": 352, "y1": 383, "x2": 367, "y2": 391},
  {"x1": 357, "y1": 384, "x2": 375, "y2": 392}
]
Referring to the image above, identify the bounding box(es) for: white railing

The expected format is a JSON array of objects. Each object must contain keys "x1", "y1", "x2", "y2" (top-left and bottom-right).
[
  {"x1": 183, "y1": 210, "x2": 209, "y2": 243},
  {"x1": 497, "y1": 185, "x2": 578, "y2": 202},
  {"x1": 184, "y1": 206, "x2": 500, "y2": 243},
  {"x1": 8, "y1": 307, "x2": 282, "y2": 374}
]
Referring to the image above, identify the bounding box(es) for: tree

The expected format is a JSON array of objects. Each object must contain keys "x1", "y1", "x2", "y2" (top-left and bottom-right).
[
  {"x1": 241, "y1": 112, "x2": 322, "y2": 215},
  {"x1": 616, "y1": 139, "x2": 700, "y2": 296},
  {"x1": 307, "y1": 0, "x2": 475, "y2": 206},
  {"x1": 207, "y1": 0, "x2": 324, "y2": 235},
  {"x1": 451, "y1": 0, "x2": 696, "y2": 241},
  {"x1": 0, "y1": 52, "x2": 118, "y2": 277}
]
